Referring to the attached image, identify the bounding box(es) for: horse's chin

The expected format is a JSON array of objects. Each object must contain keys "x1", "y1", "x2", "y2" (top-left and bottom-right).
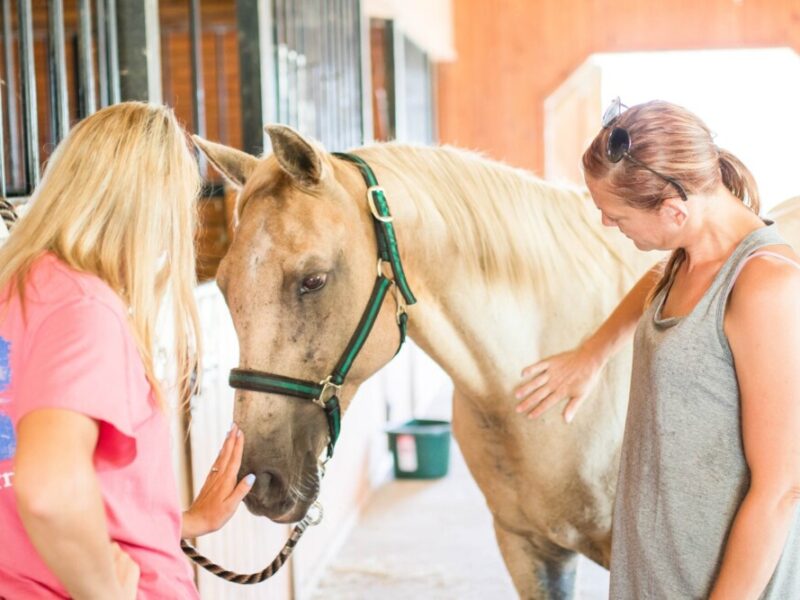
[{"x1": 244, "y1": 492, "x2": 317, "y2": 524}]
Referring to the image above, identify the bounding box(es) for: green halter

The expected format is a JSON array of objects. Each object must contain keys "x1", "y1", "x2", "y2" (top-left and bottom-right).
[{"x1": 228, "y1": 152, "x2": 417, "y2": 459}]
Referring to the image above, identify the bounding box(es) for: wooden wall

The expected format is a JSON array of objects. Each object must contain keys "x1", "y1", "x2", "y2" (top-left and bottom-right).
[{"x1": 436, "y1": 0, "x2": 800, "y2": 174}]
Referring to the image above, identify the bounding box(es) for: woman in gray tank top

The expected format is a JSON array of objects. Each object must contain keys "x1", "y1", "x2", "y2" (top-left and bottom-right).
[{"x1": 516, "y1": 100, "x2": 800, "y2": 599}]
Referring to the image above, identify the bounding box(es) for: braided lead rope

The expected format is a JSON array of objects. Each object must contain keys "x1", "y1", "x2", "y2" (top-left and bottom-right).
[
  {"x1": 1, "y1": 198, "x2": 18, "y2": 232},
  {"x1": 180, "y1": 501, "x2": 323, "y2": 585}
]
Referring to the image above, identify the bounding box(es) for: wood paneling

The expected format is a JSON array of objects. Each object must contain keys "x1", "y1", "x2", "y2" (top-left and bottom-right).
[{"x1": 437, "y1": 0, "x2": 800, "y2": 174}]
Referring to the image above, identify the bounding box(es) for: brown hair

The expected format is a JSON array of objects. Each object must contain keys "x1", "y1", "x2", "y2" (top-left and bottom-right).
[{"x1": 582, "y1": 100, "x2": 760, "y2": 301}]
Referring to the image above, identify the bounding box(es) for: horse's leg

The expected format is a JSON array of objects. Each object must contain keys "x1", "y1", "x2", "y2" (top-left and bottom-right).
[{"x1": 493, "y1": 521, "x2": 579, "y2": 600}]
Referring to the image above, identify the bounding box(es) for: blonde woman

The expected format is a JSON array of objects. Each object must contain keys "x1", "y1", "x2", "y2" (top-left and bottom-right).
[
  {"x1": 516, "y1": 100, "x2": 800, "y2": 598},
  {"x1": 0, "y1": 102, "x2": 254, "y2": 599}
]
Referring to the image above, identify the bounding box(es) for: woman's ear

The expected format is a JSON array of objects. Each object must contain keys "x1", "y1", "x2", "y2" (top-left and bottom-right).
[{"x1": 661, "y1": 196, "x2": 690, "y2": 226}]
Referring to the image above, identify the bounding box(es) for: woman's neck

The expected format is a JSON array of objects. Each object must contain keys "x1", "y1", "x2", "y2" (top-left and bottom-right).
[{"x1": 681, "y1": 191, "x2": 765, "y2": 271}]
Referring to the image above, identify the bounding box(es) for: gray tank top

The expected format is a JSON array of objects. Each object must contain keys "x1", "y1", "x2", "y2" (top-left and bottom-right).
[{"x1": 610, "y1": 222, "x2": 800, "y2": 599}]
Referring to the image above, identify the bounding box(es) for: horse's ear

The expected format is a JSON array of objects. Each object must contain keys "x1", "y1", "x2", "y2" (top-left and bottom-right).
[
  {"x1": 191, "y1": 136, "x2": 258, "y2": 189},
  {"x1": 265, "y1": 124, "x2": 325, "y2": 186}
]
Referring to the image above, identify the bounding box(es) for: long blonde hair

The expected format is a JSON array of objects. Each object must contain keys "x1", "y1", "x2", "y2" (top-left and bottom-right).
[
  {"x1": 582, "y1": 100, "x2": 760, "y2": 302},
  {"x1": 0, "y1": 102, "x2": 202, "y2": 405}
]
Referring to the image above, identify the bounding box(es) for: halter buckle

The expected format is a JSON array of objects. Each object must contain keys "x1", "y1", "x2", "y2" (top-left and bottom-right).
[
  {"x1": 303, "y1": 501, "x2": 324, "y2": 527},
  {"x1": 392, "y1": 282, "x2": 407, "y2": 325},
  {"x1": 367, "y1": 186, "x2": 394, "y2": 223},
  {"x1": 378, "y1": 257, "x2": 396, "y2": 280},
  {"x1": 317, "y1": 376, "x2": 341, "y2": 408}
]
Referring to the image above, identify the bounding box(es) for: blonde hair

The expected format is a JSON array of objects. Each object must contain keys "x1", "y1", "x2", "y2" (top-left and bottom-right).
[
  {"x1": 582, "y1": 100, "x2": 760, "y2": 302},
  {"x1": 0, "y1": 102, "x2": 202, "y2": 405}
]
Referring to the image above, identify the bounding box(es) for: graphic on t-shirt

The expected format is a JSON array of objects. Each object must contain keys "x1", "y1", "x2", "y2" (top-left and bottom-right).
[
  {"x1": 0, "y1": 411, "x2": 14, "y2": 461},
  {"x1": 0, "y1": 336, "x2": 9, "y2": 393},
  {"x1": 0, "y1": 337, "x2": 14, "y2": 462}
]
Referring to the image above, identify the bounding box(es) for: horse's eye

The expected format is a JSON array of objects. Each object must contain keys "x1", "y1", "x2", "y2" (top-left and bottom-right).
[{"x1": 300, "y1": 274, "x2": 327, "y2": 294}]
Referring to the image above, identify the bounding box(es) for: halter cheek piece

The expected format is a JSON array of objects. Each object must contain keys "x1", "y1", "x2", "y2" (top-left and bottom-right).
[{"x1": 228, "y1": 152, "x2": 417, "y2": 460}]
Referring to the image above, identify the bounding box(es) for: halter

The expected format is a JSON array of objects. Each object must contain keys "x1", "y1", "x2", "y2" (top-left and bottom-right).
[{"x1": 228, "y1": 152, "x2": 417, "y2": 459}]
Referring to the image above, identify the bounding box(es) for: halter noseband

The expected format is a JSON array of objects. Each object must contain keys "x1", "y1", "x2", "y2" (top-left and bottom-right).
[{"x1": 228, "y1": 152, "x2": 417, "y2": 459}]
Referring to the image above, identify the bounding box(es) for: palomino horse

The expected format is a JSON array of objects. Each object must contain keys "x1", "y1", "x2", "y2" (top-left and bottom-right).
[{"x1": 194, "y1": 126, "x2": 794, "y2": 599}]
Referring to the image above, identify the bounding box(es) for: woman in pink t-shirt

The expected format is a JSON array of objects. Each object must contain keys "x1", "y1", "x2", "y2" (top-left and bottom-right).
[{"x1": 0, "y1": 102, "x2": 254, "y2": 598}]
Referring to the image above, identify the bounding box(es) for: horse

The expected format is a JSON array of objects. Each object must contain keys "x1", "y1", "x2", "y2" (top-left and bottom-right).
[{"x1": 193, "y1": 126, "x2": 795, "y2": 599}]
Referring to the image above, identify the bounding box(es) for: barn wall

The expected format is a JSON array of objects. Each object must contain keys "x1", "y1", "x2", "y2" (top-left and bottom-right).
[{"x1": 437, "y1": 0, "x2": 800, "y2": 174}]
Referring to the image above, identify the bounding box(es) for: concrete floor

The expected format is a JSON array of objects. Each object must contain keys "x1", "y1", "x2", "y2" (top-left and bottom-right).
[{"x1": 311, "y1": 441, "x2": 609, "y2": 599}]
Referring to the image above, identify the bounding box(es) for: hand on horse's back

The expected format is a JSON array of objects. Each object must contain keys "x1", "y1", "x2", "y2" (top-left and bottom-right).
[{"x1": 514, "y1": 344, "x2": 605, "y2": 423}]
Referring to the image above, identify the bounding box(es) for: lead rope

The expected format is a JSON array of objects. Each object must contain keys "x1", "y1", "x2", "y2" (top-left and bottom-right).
[
  {"x1": 180, "y1": 462, "x2": 327, "y2": 584},
  {"x1": 180, "y1": 501, "x2": 323, "y2": 584}
]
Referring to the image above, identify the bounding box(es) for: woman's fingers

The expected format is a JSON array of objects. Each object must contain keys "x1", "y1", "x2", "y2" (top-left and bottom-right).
[
  {"x1": 514, "y1": 371, "x2": 550, "y2": 402},
  {"x1": 227, "y1": 427, "x2": 244, "y2": 477},
  {"x1": 527, "y1": 392, "x2": 568, "y2": 420},
  {"x1": 563, "y1": 394, "x2": 588, "y2": 423},
  {"x1": 516, "y1": 377, "x2": 565, "y2": 413},
  {"x1": 211, "y1": 423, "x2": 238, "y2": 474},
  {"x1": 227, "y1": 474, "x2": 257, "y2": 507},
  {"x1": 521, "y1": 360, "x2": 548, "y2": 379}
]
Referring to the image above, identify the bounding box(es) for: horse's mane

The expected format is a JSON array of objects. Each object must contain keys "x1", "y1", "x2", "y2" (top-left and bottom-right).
[{"x1": 353, "y1": 143, "x2": 642, "y2": 298}]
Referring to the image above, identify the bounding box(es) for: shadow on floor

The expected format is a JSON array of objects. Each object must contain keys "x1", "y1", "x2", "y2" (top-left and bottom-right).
[{"x1": 310, "y1": 440, "x2": 609, "y2": 599}]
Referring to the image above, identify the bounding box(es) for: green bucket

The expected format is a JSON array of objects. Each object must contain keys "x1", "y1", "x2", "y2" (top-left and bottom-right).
[{"x1": 386, "y1": 419, "x2": 451, "y2": 479}]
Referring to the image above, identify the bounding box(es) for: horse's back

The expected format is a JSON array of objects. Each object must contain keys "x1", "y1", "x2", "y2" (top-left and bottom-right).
[{"x1": 770, "y1": 196, "x2": 800, "y2": 249}]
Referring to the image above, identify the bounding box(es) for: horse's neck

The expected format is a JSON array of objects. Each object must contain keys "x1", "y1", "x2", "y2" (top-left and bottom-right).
[{"x1": 378, "y1": 164, "x2": 653, "y2": 403}]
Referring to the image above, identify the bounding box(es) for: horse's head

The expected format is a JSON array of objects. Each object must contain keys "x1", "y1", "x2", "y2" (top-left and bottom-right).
[{"x1": 195, "y1": 127, "x2": 405, "y2": 522}]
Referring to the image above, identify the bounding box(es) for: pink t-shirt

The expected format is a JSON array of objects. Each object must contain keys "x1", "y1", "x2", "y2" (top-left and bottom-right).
[{"x1": 0, "y1": 253, "x2": 199, "y2": 599}]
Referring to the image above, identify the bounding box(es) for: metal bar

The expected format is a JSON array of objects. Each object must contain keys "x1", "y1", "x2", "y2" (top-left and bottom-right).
[
  {"x1": 78, "y1": 0, "x2": 97, "y2": 116},
  {"x1": 237, "y1": 0, "x2": 275, "y2": 156},
  {"x1": 275, "y1": 0, "x2": 286, "y2": 125},
  {"x1": 283, "y1": 0, "x2": 294, "y2": 129},
  {"x1": 346, "y1": 0, "x2": 356, "y2": 147},
  {"x1": 296, "y1": 0, "x2": 306, "y2": 134},
  {"x1": 47, "y1": 0, "x2": 70, "y2": 143},
  {"x1": 189, "y1": 0, "x2": 205, "y2": 138},
  {"x1": 117, "y1": 0, "x2": 162, "y2": 102},
  {"x1": 332, "y1": 0, "x2": 341, "y2": 149},
  {"x1": 159, "y1": 29, "x2": 171, "y2": 108},
  {"x1": 214, "y1": 31, "x2": 227, "y2": 144},
  {"x1": 320, "y1": 0, "x2": 330, "y2": 146},
  {"x1": 357, "y1": 0, "x2": 371, "y2": 144},
  {"x1": 96, "y1": 0, "x2": 108, "y2": 107},
  {"x1": 2, "y1": 0, "x2": 19, "y2": 191},
  {"x1": 189, "y1": 0, "x2": 206, "y2": 178},
  {"x1": 17, "y1": 0, "x2": 39, "y2": 190},
  {"x1": 355, "y1": 0, "x2": 374, "y2": 144},
  {"x1": 311, "y1": 0, "x2": 322, "y2": 140},
  {"x1": 0, "y1": 12, "x2": 5, "y2": 197},
  {"x1": 0, "y1": 86, "x2": 5, "y2": 198},
  {"x1": 389, "y1": 20, "x2": 404, "y2": 141},
  {"x1": 105, "y1": 0, "x2": 120, "y2": 104}
]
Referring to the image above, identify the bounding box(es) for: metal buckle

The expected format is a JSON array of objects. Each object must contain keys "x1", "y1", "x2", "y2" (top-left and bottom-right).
[
  {"x1": 392, "y1": 282, "x2": 407, "y2": 325},
  {"x1": 302, "y1": 501, "x2": 324, "y2": 527},
  {"x1": 316, "y1": 376, "x2": 341, "y2": 408},
  {"x1": 377, "y1": 257, "x2": 392, "y2": 279},
  {"x1": 367, "y1": 186, "x2": 394, "y2": 223}
]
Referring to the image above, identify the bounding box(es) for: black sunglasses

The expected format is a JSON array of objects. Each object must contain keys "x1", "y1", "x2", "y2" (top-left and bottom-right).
[{"x1": 602, "y1": 97, "x2": 688, "y2": 202}]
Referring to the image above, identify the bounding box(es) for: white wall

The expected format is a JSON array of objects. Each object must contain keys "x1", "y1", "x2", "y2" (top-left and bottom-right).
[{"x1": 594, "y1": 48, "x2": 800, "y2": 214}]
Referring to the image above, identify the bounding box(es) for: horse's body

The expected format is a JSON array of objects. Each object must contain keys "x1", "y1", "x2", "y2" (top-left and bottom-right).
[{"x1": 195, "y1": 127, "x2": 798, "y2": 598}]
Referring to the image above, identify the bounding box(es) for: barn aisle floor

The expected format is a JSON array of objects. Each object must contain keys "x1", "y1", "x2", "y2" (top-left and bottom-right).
[{"x1": 310, "y1": 440, "x2": 609, "y2": 599}]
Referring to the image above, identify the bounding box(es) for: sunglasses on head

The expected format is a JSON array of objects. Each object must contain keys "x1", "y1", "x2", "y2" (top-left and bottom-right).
[{"x1": 601, "y1": 97, "x2": 688, "y2": 202}]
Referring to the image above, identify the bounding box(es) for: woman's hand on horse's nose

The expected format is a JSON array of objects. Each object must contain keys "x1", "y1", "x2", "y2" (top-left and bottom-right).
[
  {"x1": 181, "y1": 423, "x2": 256, "y2": 538},
  {"x1": 514, "y1": 346, "x2": 603, "y2": 423}
]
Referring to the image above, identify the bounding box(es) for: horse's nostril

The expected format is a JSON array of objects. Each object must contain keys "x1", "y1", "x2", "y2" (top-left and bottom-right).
[{"x1": 257, "y1": 470, "x2": 286, "y2": 495}]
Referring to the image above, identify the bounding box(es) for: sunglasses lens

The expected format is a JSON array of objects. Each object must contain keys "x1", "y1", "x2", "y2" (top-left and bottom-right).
[
  {"x1": 607, "y1": 127, "x2": 630, "y2": 163},
  {"x1": 601, "y1": 97, "x2": 622, "y2": 128}
]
